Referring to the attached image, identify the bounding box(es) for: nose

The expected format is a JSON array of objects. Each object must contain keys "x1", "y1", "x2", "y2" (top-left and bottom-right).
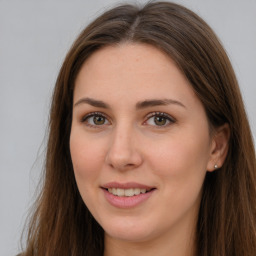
[{"x1": 105, "y1": 125, "x2": 143, "y2": 171}]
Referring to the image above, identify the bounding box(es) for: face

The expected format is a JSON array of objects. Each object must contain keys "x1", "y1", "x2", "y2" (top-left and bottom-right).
[{"x1": 70, "y1": 43, "x2": 215, "y2": 244}]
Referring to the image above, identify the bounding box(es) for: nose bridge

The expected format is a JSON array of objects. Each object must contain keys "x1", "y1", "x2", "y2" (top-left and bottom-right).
[
  {"x1": 105, "y1": 121, "x2": 142, "y2": 170},
  {"x1": 113, "y1": 122, "x2": 131, "y2": 148}
]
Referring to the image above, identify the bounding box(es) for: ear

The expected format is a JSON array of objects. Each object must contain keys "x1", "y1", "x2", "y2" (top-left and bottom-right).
[{"x1": 207, "y1": 123, "x2": 230, "y2": 172}]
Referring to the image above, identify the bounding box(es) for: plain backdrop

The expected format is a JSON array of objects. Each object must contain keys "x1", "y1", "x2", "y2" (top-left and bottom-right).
[{"x1": 0, "y1": 0, "x2": 255, "y2": 255}]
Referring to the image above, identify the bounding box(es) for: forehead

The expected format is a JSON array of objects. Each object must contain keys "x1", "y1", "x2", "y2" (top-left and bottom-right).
[{"x1": 74, "y1": 43, "x2": 198, "y2": 107}]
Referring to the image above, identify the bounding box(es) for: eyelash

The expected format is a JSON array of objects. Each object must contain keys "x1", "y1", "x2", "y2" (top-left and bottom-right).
[
  {"x1": 144, "y1": 112, "x2": 176, "y2": 127},
  {"x1": 81, "y1": 111, "x2": 176, "y2": 128},
  {"x1": 81, "y1": 112, "x2": 110, "y2": 128}
]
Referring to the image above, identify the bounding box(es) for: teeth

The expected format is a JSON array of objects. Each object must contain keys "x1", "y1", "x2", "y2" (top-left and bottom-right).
[
  {"x1": 112, "y1": 188, "x2": 117, "y2": 195},
  {"x1": 124, "y1": 188, "x2": 133, "y2": 197},
  {"x1": 117, "y1": 188, "x2": 124, "y2": 196},
  {"x1": 107, "y1": 188, "x2": 148, "y2": 197},
  {"x1": 134, "y1": 188, "x2": 140, "y2": 195}
]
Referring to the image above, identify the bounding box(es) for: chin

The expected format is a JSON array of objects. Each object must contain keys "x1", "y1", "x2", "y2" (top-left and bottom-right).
[{"x1": 102, "y1": 217, "x2": 157, "y2": 243}]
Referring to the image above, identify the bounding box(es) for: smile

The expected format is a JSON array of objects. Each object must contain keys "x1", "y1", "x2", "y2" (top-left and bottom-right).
[
  {"x1": 107, "y1": 188, "x2": 149, "y2": 197},
  {"x1": 102, "y1": 182, "x2": 156, "y2": 208}
]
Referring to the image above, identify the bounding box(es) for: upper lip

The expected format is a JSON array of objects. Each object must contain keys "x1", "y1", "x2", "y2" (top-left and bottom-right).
[{"x1": 101, "y1": 182, "x2": 155, "y2": 190}]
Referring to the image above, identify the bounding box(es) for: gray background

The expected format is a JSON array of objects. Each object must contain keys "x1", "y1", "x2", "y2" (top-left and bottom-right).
[{"x1": 0, "y1": 0, "x2": 255, "y2": 255}]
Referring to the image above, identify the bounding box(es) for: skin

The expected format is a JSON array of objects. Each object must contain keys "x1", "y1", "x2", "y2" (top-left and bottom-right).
[{"x1": 70, "y1": 43, "x2": 229, "y2": 256}]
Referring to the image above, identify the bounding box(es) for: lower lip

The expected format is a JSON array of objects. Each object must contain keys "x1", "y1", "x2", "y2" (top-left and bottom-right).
[{"x1": 102, "y1": 189, "x2": 155, "y2": 209}]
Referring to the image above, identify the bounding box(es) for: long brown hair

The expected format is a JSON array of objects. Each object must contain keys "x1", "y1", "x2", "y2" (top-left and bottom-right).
[{"x1": 22, "y1": 2, "x2": 256, "y2": 255}]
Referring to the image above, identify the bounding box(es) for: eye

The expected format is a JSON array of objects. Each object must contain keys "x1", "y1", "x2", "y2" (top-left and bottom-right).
[
  {"x1": 81, "y1": 112, "x2": 110, "y2": 127},
  {"x1": 144, "y1": 112, "x2": 175, "y2": 127}
]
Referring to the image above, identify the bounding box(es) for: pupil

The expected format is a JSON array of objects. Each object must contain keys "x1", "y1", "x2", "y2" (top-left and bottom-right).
[
  {"x1": 94, "y1": 116, "x2": 105, "y2": 125},
  {"x1": 154, "y1": 116, "x2": 166, "y2": 125}
]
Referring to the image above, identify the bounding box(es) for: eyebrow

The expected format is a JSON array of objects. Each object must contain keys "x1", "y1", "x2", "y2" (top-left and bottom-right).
[
  {"x1": 135, "y1": 99, "x2": 186, "y2": 109},
  {"x1": 74, "y1": 97, "x2": 186, "y2": 109},
  {"x1": 74, "y1": 97, "x2": 110, "y2": 108}
]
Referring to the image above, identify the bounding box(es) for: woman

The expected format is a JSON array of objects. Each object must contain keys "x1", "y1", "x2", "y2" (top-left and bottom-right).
[{"x1": 21, "y1": 1, "x2": 256, "y2": 255}]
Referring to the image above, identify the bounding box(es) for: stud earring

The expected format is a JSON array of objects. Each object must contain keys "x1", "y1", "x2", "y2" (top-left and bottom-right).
[{"x1": 214, "y1": 164, "x2": 218, "y2": 169}]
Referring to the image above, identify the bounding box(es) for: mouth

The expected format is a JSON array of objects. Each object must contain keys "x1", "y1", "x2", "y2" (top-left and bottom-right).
[
  {"x1": 104, "y1": 187, "x2": 155, "y2": 197},
  {"x1": 101, "y1": 182, "x2": 156, "y2": 208},
  {"x1": 101, "y1": 182, "x2": 156, "y2": 197}
]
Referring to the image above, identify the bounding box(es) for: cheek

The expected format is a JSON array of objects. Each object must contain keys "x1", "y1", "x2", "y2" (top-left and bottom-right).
[
  {"x1": 152, "y1": 134, "x2": 210, "y2": 214},
  {"x1": 144, "y1": 127, "x2": 211, "y2": 190},
  {"x1": 69, "y1": 131, "x2": 106, "y2": 183},
  {"x1": 69, "y1": 130, "x2": 108, "y2": 214}
]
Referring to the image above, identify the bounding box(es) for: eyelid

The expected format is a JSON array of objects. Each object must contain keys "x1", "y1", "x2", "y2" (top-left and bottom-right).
[
  {"x1": 80, "y1": 111, "x2": 175, "y2": 127},
  {"x1": 81, "y1": 112, "x2": 111, "y2": 126},
  {"x1": 143, "y1": 112, "x2": 176, "y2": 126}
]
